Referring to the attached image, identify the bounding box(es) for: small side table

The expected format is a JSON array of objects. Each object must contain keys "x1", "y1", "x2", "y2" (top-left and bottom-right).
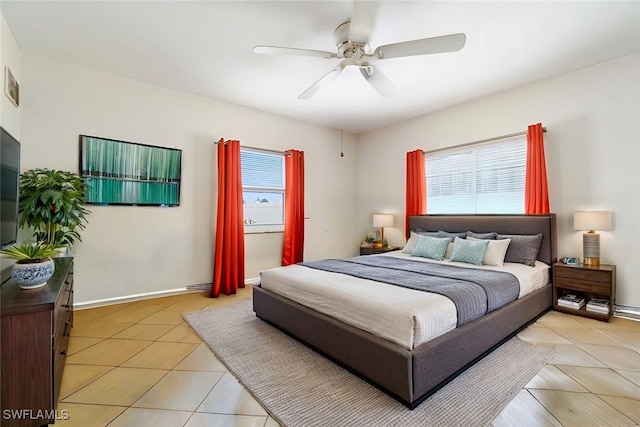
[
  {"x1": 552, "y1": 262, "x2": 616, "y2": 321},
  {"x1": 359, "y1": 246, "x2": 400, "y2": 256}
]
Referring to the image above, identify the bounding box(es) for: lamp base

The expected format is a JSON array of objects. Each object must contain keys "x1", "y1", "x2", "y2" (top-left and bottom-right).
[
  {"x1": 583, "y1": 257, "x2": 600, "y2": 266},
  {"x1": 583, "y1": 232, "x2": 601, "y2": 267}
]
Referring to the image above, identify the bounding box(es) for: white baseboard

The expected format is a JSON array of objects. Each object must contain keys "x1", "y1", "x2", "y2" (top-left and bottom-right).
[
  {"x1": 615, "y1": 305, "x2": 640, "y2": 321},
  {"x1": 74, "y1": 287, "x2": 194, "y2": 310},
  {"x1": 74, "y1": 278, "x2": 260, "y2": 310}
]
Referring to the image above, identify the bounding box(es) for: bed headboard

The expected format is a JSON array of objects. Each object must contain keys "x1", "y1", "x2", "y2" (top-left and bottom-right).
[{"x1": 408, "y1": 214, "x2": 557, "y2": 266}]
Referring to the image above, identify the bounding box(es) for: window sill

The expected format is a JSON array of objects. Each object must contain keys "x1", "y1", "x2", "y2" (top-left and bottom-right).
[{"x1": 244, "y1": 225, "x2": 284, "y2": 234}]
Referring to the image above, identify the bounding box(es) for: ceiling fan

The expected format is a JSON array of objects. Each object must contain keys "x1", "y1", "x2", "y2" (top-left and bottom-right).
[{"x1": 253, "y1": 2, "x2": 466, "y2": 100}]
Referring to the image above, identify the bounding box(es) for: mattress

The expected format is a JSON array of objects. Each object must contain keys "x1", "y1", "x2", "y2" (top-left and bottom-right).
[{"x1": 259, "y1": 250, "x2": 549, "y2": 350}]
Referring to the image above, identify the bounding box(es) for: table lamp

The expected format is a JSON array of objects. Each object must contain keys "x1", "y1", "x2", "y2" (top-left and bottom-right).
[
  {"x1": 373, "y1": 214, "x2": 394, "y2": 247},
  {"x1": 573, "y1": 211, "x2": 611, "y2": 266}
]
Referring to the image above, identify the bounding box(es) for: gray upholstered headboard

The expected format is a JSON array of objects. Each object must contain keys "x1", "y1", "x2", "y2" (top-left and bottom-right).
[{"x1": 408, "y1": 214, "x2": 557, "y2": 266}]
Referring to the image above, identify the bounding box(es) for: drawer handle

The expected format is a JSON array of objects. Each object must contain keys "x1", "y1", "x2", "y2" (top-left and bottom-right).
[
  {"x1": 65, "y1": 320, "x2": 71, "y2": 325},
  {"x1": 60, "y1": 350, "x2": 66, "y2": 356}
]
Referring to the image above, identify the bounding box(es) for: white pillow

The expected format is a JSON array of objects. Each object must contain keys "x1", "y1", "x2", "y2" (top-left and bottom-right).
[
  {"x1": 402, "y1": 231, "x2": 420, "y2": 254},
  {"x1": 444, "y1": 242, "x2": 454, "y2": 259},
  {"x1": 468, "y1": 237, "x2": 511, "y2": 266}
]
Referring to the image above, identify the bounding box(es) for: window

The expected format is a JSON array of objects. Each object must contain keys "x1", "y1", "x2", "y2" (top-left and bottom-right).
[
  {"x1": 425, "y1": 137, "x2": 526, "y2": 214},
  {"x1": 241, "y1": 147, "x2": 285, "y2": 233}
]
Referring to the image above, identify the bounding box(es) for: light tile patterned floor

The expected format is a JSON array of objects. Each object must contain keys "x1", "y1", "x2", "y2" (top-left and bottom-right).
[
  {"x1": 58, "y1": 287, "x2": 275, "y2": 427},
  {"x1": 57, "y1": 287, "x2": 640, "y2": 426},
  {"x1": 493, "y1": 311, "x2": 640, "y2": 427}
]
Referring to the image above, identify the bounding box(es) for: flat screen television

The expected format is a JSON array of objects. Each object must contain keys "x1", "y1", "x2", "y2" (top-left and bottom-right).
[{"x1": 1, "y1": 126, "x2": 20, "y2": 249}]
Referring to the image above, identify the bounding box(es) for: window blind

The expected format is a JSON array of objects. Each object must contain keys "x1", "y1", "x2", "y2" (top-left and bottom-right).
[
  {"x1": 240, "y1": 147, "x2": 285, "y2": 232},
  {"x1": 425, "y1": 137, "x2": 526, "y2": 214},
  {"x1": 241, "y1": 149, "x2": 284, "y2": 189}
]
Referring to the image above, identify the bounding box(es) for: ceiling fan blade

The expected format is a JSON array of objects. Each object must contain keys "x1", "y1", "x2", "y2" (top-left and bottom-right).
[
  {"x1": 298, "y1": 59, "x2": 357, "y2": 100},
  {"x1": 359, "y1": 65, "x2": 396, "y2": 99},
  {"x1": 349, "y1": 0, "x2": 380, "y2": 42},
  {"x1": 254, "y1": 45, "x2": 337, "y2": 59},
  {"x1": 374, "y1": 33, "x2": 466, "y2": 60},
  {"x1": 298, "y1": 66, "x2": 342, "y2": 100}
]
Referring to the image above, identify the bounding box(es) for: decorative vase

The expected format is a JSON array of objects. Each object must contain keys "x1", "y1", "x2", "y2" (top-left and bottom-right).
[{"x1": 12, "y1": 259, "x2": 55, "y2": 289}]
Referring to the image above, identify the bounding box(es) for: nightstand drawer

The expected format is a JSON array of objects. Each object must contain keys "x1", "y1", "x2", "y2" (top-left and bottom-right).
[
  {"x1": 554, "y1": 277, "x2": 610, "y2": 294},
  {"x1": 554, "y1": 267, "x2": 611, "y2": 283}
]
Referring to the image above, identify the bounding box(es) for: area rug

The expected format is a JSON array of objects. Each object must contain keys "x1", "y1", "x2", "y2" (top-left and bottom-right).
[{"x1": 183, "y1": 300, "x2": 554, "y2": 427}]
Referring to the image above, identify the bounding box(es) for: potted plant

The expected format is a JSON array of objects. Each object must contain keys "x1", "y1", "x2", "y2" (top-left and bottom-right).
[
  {"x1": 362, "y1": 235, "x2": 375, "y2": 248},
  {"x1": 18, "y1": 169, "x2": 90, "y2": 249},
  {"x1": 0, "y1": 242, "x2": 60, "y2": 289}
]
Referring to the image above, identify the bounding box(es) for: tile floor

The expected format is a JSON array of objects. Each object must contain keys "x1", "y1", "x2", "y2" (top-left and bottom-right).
[
  {"x1": 55, "y1": 286, "x2": 640, "y2": 426},
  {"x1": 493, "y1": 310, "x2": 640, "y2": 427},
  {"x1": 57, "y1": 286, "x2": 278, "y2": 427}
]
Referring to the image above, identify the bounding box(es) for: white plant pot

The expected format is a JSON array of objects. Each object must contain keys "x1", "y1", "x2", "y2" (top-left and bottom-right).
[
  {"x1": 11, "y1": 258, "x2": 55, "y2": 289},
  {"x1": 53, "y1": 247, "x2": 68, "y2": 257}
]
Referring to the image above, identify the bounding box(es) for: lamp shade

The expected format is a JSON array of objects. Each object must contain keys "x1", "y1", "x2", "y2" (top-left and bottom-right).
[
  {"x1": 574, "y1": 211, "x2": 612, "y2": 231},
  {"x1": 373, "y1": 214, "x2": 394, "y2": 228}
]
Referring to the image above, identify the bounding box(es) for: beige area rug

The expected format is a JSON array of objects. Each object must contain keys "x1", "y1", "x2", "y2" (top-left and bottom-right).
[{"x1": 183, "y1": 300, "x2": 554, "y2": 427}]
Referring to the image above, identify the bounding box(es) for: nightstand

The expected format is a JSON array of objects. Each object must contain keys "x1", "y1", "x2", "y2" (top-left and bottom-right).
[
  {"x1": 552, "y1": 262, "x2": 616, "y2": 321},
  {"x1": 360, "y1": 246, "x2": 400, "y2": 256}
]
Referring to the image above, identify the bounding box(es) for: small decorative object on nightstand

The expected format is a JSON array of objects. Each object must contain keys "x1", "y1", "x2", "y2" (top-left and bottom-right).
[
  {"x1": 553, "y1": 262, "x2": 616, "y2": 321},
  {"x1": 360, "y1": 246, "x2": 399, "y2": 256}
]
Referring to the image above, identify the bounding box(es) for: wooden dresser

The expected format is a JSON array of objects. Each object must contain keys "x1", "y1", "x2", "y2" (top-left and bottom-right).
[{"x1": 1, "y1": 257, "x2": 74, "y2": 426}]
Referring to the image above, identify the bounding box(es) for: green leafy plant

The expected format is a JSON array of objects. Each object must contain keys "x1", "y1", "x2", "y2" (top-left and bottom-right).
[
  {"x1": 0, "y1": 242, "x2": 60, "y2": 264},
  {"x1": 18, "y1": 169, "x2": 90, "y2": 248},
  {"x1": 365, "y1": 235, "x2": 376, "y2": 243}
]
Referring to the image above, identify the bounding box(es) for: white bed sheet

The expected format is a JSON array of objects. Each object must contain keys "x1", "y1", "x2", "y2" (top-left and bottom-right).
[{"x1": 259, "y1": 251, "x2": 549, "y2": 350}]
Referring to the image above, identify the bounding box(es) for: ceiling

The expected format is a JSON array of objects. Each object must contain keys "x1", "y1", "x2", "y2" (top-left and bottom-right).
[{"x1": 2, "y1": 1, "x2": 640, "y2": 134}]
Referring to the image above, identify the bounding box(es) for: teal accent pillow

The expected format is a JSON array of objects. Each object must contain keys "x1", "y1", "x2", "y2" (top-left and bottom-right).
[
  {"x1": 450, "y1": 237, "x2": 490, "y2": 266},
  {"x1": 411, "y1": 236, "x2": 450, "y2": 261}
]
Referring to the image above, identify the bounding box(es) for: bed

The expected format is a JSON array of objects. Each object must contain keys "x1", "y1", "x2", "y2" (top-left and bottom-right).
[{"x1": 253, "y1": 214, "x2": 556, "y2": 408}]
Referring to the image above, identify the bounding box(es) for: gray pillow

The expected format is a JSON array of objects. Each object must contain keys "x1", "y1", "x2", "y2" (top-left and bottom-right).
[
  {"x1": 497, "y1": 233, "x2": 543, "y2": 267},
  {"x1": 437, "y1": 230, "x2": 467, "y2": 242},
  {"x1": 415, "y1": 228, "x2": 439, "y2": 237},
  {"x1": 466, "y1": 231, "x2": 497, "y2": 240}
]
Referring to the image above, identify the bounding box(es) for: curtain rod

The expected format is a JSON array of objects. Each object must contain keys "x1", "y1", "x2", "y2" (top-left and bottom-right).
[
  {"x1": 423, "y1": 127, "x2": 547, "y2": 155},
  {"x1": 214, "y1": 139, "x2": 291, "y2": 156}
]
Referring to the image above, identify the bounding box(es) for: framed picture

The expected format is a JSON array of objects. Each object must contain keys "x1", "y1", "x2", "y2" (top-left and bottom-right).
[
  {"x1": 4, "y1": 67, "x2": 19, "y2": 107},
  {"x1": 79, "y1": 135, "x2": 182, "y2": 206}
]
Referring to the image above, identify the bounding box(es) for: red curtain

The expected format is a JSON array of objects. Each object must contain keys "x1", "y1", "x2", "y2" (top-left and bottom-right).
[
  {"x1": 405, "y1": 149, "x2": 426, "y2": 237},
  {"x1": 525, "y1": 123, "x2": 550, "y2": 214},
  {"x1": 211, "y1": 139, "x2": 245, "y2": 298},
  {"x1": 282, "y1": 149, "x2": 305, "y2": 266}
]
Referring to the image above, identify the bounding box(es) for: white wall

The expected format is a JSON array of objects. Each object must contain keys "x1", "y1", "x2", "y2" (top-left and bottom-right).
[
  {"x1": 357, "y1": 52, "x2": 640, "y2": 307},
  {"x1": 0, "y1": 11, "x2": 20, "y2": 138},
  {"x1": 20, "y1": 53, "x2": 359, "y2": 304}
]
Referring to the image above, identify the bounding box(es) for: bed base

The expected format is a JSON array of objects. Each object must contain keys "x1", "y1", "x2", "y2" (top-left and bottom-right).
[
  {"x1": 253, "y1": 283, "x2": 552, "y2": 408},
  {"x1": 253, "y1": 214, "x2": 556, "y2": 408}
]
